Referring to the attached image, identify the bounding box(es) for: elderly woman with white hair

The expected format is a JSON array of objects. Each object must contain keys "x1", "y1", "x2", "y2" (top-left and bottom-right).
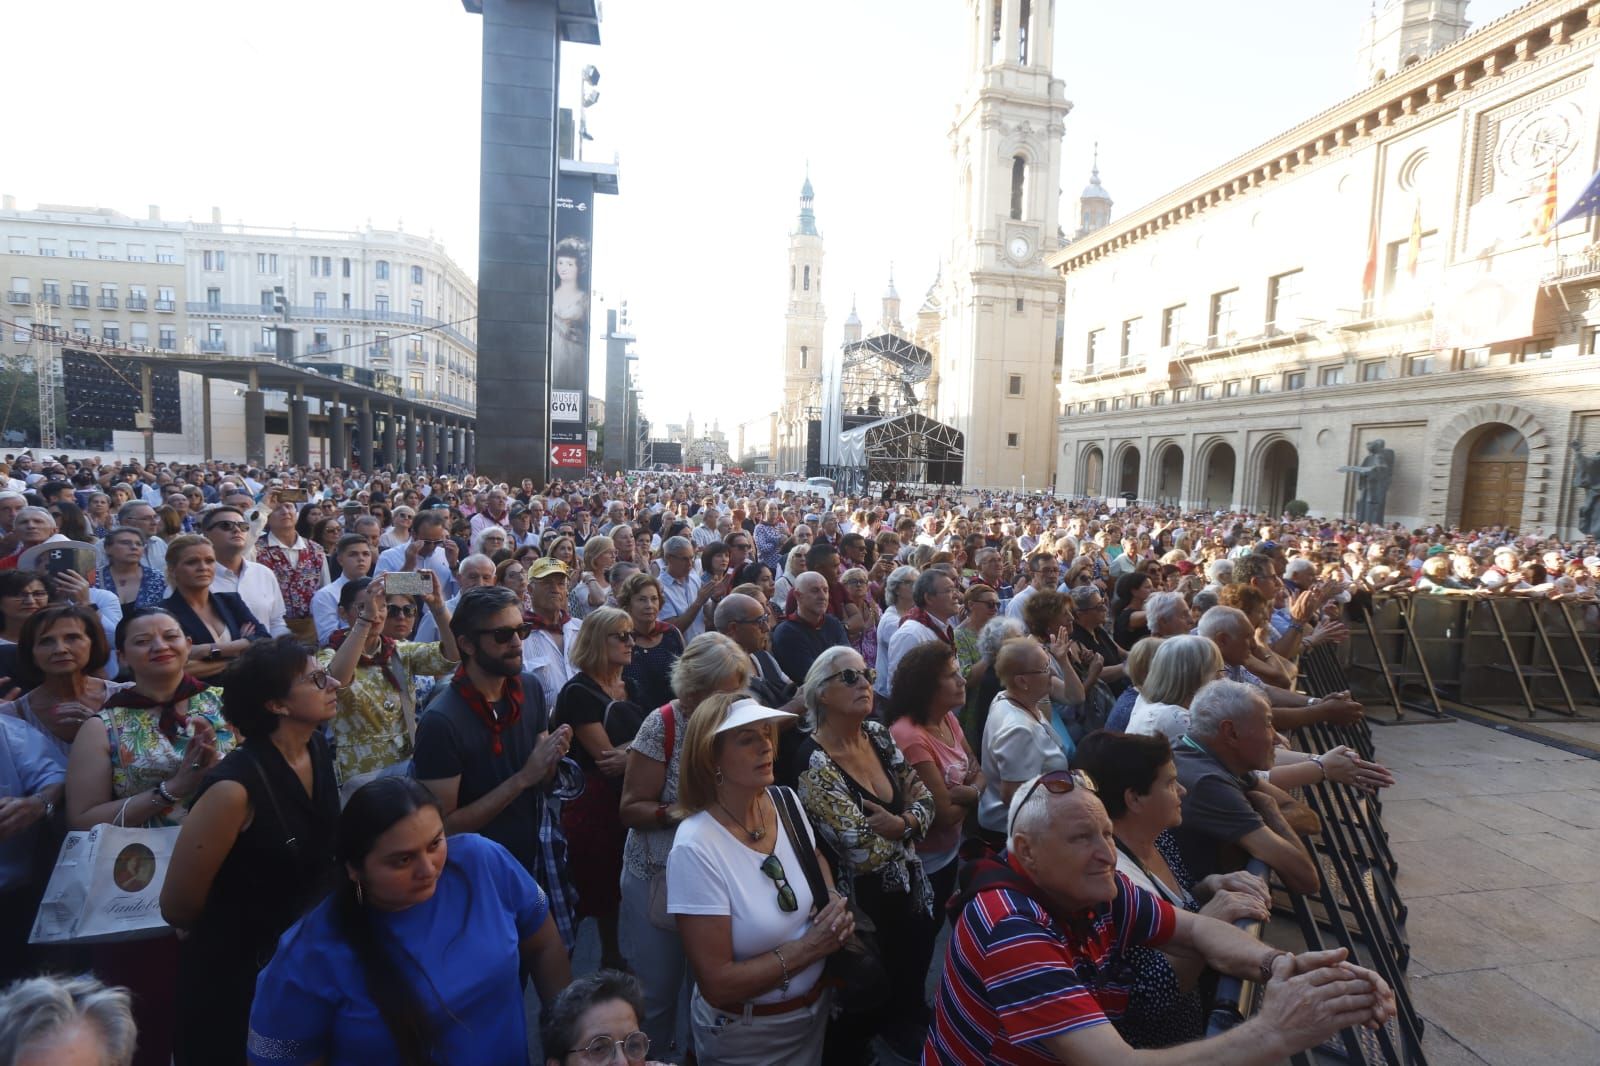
[
  {"x1": 795, "y1": 644, "x2": 937, "y2": 1060},
  {"x1": 873, "y1": 564, "x2": 919, "y2": 704},
  {"x1": 1144, "y1": 589, "x2": 1194, "y2": 637},
  {"x1": 0, "y1": 974, "x2": 137, "y2": 1066},
  {"x1": 468, "y1": 522, "x2": 509, "y2": 560},
  {"x1": 771, "y1": 543, "x2": 809, "y2": 615},
  {"x1": 1128, "y1": 635, "x2": 1225, "y2": 742}
]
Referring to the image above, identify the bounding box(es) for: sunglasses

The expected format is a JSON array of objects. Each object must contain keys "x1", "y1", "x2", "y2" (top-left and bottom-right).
[
  {"x1": 386, "y1": 604, "x2": 417, "y2": 618},
  {"x1": 1009, "y1": 769, "x2": 1097, "y2": 837},
  {"x1": 824, "y1": 667, "x2": 876, "y2": 687},
  {"x1": 608, "y1": 631, "x2": 636, "y2": 644},
  {"x1": 474, "y1": 622, "x2": 535, "y2": 644},
  {"x1": 759, "y1": 853, "x2": 799, "y2": 913}
]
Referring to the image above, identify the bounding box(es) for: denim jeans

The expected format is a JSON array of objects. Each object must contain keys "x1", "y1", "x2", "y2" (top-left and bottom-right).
[{"x1": 619, "y1": 868, "x2": 692, "y2": 1058}]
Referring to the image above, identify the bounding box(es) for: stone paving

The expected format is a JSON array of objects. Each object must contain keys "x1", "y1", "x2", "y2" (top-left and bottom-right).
[{"x1": 1373, "y1": 718, "x2": 1600, "y2": 1064}]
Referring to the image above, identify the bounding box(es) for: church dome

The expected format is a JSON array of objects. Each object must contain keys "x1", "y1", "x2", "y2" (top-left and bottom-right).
[{"x1": 1082, "y1": 167, "x2": 1110, "y2": 202}]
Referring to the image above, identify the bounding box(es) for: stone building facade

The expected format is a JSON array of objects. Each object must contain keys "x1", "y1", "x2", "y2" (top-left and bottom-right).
[{"x1": 1052, "y1": 0, "x2": 1600, "y2": 537}]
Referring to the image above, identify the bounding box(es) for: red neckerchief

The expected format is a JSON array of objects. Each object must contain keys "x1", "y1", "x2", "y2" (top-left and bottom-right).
[
  {"x1": 647, "y1": 620, "x2": 675, "y2": 637},
  {"x1": 528, "y1": 610, "x2": 570, "y2": 634},
  {"x1": 102, "y1": 675, "x2": 210, "y2": 742},
  {"x1": 899, "y1": 607, "x2": 954, "y2": 646},
  {"x1": 328, "y1": 627, "x2": 401, "y2": 691},
  {"x1": 450, "y1": 666, "x2": 522, "y2": 757},
  {"x1": 784, "y1": 610, "x2": 828, "y2": 632}
]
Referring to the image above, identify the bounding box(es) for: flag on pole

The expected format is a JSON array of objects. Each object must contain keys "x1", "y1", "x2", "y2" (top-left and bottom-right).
[
  {"x1": 1361, "y1": 218, "x2": 1379, "y2": 303},
  {"x1": 1405, "y1": 200, "x2": 1422, "y2": 278},
  {"x1": 1531, "y1": 160, "x2": 1559, "y2": 244},
  {"x1": 1554, "y1": 162, "x2": 1600, "y2": 228}
]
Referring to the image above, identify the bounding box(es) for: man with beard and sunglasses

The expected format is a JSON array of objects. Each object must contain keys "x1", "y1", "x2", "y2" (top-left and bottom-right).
[
  {"x1": 413, "y1": 585, "x2": 586, "y2": 950},
  {"x1": 926, "y1": 769, "x2": 1396, "y2": 1064}
]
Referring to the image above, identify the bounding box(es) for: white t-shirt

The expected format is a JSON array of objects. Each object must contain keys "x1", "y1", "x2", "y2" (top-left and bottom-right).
[
  {"x1": 667, "y1": 792, "x2": 824, "y2": 1004},
  {"x1": 979, "y1": 693, "x2": 1070, "y2": 833},
  {"x1": 1127, "y1": 696, "x2": 1190, "y2": 743}
]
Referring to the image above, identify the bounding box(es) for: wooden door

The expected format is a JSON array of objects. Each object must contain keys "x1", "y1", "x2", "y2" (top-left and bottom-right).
[{"x1": 1460, "y1": 425, "x2": 1528, "y2": 530}]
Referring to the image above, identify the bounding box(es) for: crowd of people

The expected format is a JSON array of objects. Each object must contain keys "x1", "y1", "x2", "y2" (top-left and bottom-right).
[{"x1": 14, "y1": 446, "x2": 1586, "y2": 1062}]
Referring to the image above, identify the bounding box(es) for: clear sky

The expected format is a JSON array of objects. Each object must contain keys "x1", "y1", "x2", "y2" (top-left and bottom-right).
[{"x1": 5, "y1": 0, "x2": 1530, "y2": 447}]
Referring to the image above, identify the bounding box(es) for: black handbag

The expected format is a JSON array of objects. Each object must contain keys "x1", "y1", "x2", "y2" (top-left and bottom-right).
[{"x1": 767, "y1": 785, "x2": 890, "y2": 1015}]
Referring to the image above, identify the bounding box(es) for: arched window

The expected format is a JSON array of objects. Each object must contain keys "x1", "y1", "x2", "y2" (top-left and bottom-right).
[
  {"x1": 1018, "y1": 0, "x2": 1031, "y2": 64},
  {"x1": 803, "y1": 265, "x2": 811, "y2": 291},
  {"x1": 800, "y1": 346, "x2": 808, "y2": 370},
  {"x1": 1010, "y1": 156, "x2": 1027, "y2": 220}
]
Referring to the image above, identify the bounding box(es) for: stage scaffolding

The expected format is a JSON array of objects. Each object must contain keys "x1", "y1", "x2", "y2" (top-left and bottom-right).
[{"x1": 833, "y1": 411, "x2": 965, "y2": 488}]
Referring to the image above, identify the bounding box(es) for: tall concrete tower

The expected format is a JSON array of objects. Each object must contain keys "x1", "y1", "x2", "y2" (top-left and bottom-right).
[
  {"x1": 939, "y1": 0, "x2": 1070, "y2": 488},
  {"x1": 777, "y1": 173, "x2": 825, "y2": 474}
]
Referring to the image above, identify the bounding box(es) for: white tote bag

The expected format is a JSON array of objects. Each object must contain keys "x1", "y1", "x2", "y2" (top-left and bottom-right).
[{"x1": 29, "y1": 820, "x2": 179, "y2": 945}]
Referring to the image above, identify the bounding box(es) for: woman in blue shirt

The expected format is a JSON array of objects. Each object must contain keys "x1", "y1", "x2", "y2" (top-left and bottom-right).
[{"x1": 247, "y1": 777, "x2": 571, "y2": 1066}]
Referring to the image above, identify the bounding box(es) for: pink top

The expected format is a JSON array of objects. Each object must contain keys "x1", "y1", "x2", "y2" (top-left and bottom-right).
[{"x1": 890, "y1": 711, "x2": 971, "y2": 861}]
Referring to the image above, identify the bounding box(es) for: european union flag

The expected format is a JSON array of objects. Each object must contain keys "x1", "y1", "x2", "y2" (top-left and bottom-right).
[{"x1": 1555, "y1": 165, "x2": 1600, "y2": 227}]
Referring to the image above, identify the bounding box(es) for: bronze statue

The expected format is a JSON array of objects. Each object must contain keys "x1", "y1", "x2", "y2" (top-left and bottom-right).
[
  {"x1": 1571, "y1": 440, "x2": 1600, "y2": 537},
  {"x1": 1338, "y1": 439, "x2": 1395, "y2": 524}
]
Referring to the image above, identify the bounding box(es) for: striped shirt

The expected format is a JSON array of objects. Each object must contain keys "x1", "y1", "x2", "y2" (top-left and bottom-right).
[{"x1": 923, "y1": 859, "x2": 1175, "y2": 1064}]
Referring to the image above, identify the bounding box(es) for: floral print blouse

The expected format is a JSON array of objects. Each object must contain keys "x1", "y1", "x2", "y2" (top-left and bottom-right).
[
  {"x1": 98, "y1": 689, "x2": 234, "y2": 827},
  {"x1": 316, "y1": 641, "x2": 454, "y2": 783},
  {"x1": 255, "y1": 536, "x2": 326, "y2": 620},
  {"x1": 796, "y1": 718, "x2": 935, "y2": 916}
]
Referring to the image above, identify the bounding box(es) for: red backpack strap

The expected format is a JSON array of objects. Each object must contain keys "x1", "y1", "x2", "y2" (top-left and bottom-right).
[{"x1": 660, "y1": 702, "x2": 676, "y2": 763}]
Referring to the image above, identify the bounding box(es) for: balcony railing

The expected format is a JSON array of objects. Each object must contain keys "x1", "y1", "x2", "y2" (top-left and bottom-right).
[
  {"x1": 68, "y1": 294, "x2": 89, "y2": 308},
  {"x1": 182, "y1": 301, "x2": 476, "y2": 351},
  {"x1": 252, "y1": 343, "x2": 278, "y2": 354},
  {"x1": 305, "y1": 343, "x2": 333, "y2": 356},
  {"x1": 369, "y1": 345, "x2": 391, "y2": 360},
  {"x1": 201, "y1": 340, "x2": 227, "y2": 353},
  {"x1": 154, "y1": 299, "x2": 175, "y2": 312},
  {"x1": 5, "y1": 291, "x2": 28, "y2": 304},
  {"x1": 126, "y1": 296, "x2": 148, "y2": 310},
  {"x1": 1543, "y1": 246, "x2": 1600, "y2": 285},
  {"x1": 37, "y1": 292, "x2": 60, "y2": 306},
  {"x1": 97, "y1": 296, "x2": 118, "y2": 309}
]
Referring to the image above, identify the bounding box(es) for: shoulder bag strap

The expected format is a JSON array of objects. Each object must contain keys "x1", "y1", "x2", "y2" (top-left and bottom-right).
[
  {"x1": 768, "y1": 784, "x2": 829, "y2": 915},
  {"x1": 245, "y1": 748, "x2": 299, "y2": 856}
]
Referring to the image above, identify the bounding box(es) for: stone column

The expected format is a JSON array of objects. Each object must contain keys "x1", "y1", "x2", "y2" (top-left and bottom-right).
[
  {"x1": 465, "y1": 428, "x2": 476, "y2": 472},
  {"x1": 288, "y1": 388, "x2": 310, "y2": 468},
  {"x1": 404, "y1": 410, "x2": 418, "y2": 474},
  {"x1": 244, "y1": 369, "x2": 266, "y2": 467},
  {"x1": 328, "y1": 402, "x2": 347, "y2": 469},
  {"x1": 357, "y1": 402, "x2": 375, "y2": 472},
  {"x1": 381, "y1": 406, "x2": 398, "y2": 470},
  {"x1": 420, "y1": 420, "x2": 434, "y2": 474}
]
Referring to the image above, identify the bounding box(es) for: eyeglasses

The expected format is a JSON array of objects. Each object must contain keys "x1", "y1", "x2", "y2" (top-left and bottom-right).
[
  {"x1": 735, "y1": 614, "x2": 770, "y2": 628},
  {"x1": 304, "y1": 669, "x2": 333, "y2": 691},
  {"x1": 568, "y1": 1031, "x2": 651, "y2": 1064},
  {"x1": 823, "y1": 667, "x2": 876, "y2": 687},
  {"x1": 387, "y1": 604, "x2": 417, "y2": 618},
  {"x1": 206, "y1": 520, "x2": 250, "y2": 533},
  {"x1": 1009, "y1": 769, "x2": 1098, "y2": 837},
  {"x1": 760, "y1": 853, "x2": 799, "y2": 913},
  {"x1": 473, "y1": 622, "x2": 535, "y2": 644},
  {"x1": 608, "y1": 631, "x2": 636, "y2": 644}
]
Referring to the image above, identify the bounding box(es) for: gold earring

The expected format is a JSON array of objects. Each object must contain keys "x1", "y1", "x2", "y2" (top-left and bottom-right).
[{"x1": 714, "y1": 768, "x2": 724, "y2": 785}]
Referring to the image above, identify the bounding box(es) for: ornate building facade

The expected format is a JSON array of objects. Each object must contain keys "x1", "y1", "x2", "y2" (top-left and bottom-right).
[
  {"x1": 1053, "y1": 0, "x2": 1600, "y2": 536},
  {"x1": 936, "y1": 0, "x2": 1070, "y2": 489}
]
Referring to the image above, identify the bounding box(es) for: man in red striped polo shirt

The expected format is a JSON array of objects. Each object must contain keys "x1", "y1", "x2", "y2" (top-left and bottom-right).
[{"x1": 924, "y1": 771, "x2": 1395, "y2": 1065}]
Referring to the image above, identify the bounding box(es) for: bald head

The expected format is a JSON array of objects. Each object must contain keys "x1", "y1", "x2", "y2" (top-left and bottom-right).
[
  {"x1": 714, "y1": 592, "x2": 762, "y2": 632},
  {"x1": 995, "y1": 637, "x2": 1047, "y2": 686}
]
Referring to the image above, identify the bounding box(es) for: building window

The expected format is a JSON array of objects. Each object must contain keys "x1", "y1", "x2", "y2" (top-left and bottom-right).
[
  {"x1": 375, "y1": 296, "x2": 389, "y2": 315},
  {"x1": 1160, "y1": 304, "x2": 1184, "y2": 347},
  {"x1": 1222, "y1": 379, "x2": 1241, "y2": 397},
  {"x1": 342, "y1": 293, "x2": 352, "y2": 309},
  {"x1": 206, "y1": 287, "x2": 221, "y2": 311},
  {"x1": 411, "y1": 265, "x2": 424, "y2": 285},
  {"x1": 342, "y1": 332, "x2": 352, "y2": 349},
  {"x1": 311, "y1": 292, "x2": 325, "y2": 312},
  {"x1": 1010, "y1": 156, "x2": 1026, "y2": 220},
  {"x1": 71, "y1": 319, "x2": 90, "y2": 337},
  {"x1": 126, "y1": 243, "x2": 146, "y2": 262},
  {"x1": 1174, "y1": 387, "x2": 1191, "y2": 403},
  {"x1": 1130, "y1": 395, "x2": 1143, "y2": 409},
  {"x1": 802, "y1": 265, "x2": 810, "y2": 291},
  {"x1": 376, "y1": 260, "x2": 390, "y2": 281},
  {"x1": 1360, "y1": 360, "x2": 1388, "y2": 381},
  {"x1": 1121, "y1": 317, "x2": 1143, "y2": 362},
  {"x1": 261, "y1": 290, "x2": 274, "y2": 313},
  {"x1": 1586, "y1": 327, "x2": 1600, "y2": 355},
  {"x1": 158, "y1": 326, "x2": 176, "y2": 349},
  {"x1": 1282, "y1": 371, "x2": 1304, "y2": 391},
  {"x1": 1520, "y1": 338, "x2": 1555, "y2": 361},
  {"x1": 102, "y1": 323, "x2": 119, "y2": 343},
  {"x1": 1385, "y1": 229, "x2": 1440, "y2": 294},
  {"x1": 1006, "y1": 432, "x2": 1020, "y2": 448},
  {"x1": 156, "y1": 246, "x2": 176, "y2": 264},
  {"x1": 96, "y1": 242, "x2": 116, "y2": 260},
  {"x1": 1462, "y1": 346, "x2": 1490, "y2": 369},
  {"x1": 69, "y1": 283, "x2": 88, "y2": 308},
  {"x1": 342, "y1": 257, "x2": 351, "y2": 278},
  {"x1": 1113, "y1": 397, "x2": 1126, "y2": 410},
  {"x1": 1253, "y1": 375, "x2": 1275, "y2": 394},
  {"x1": 1095, "y1": 399, "x2": 1107, "y2": 412},
  {"x1": 11, "y1": 317, "x2": 30, "y2": 343},
  {"x1": 215, "y1": 250, "x2": 227, "y2": 270},
  {"x1": 410, "y1": 299, "x2": 423, "y2": 321},
  {"x1": 1404, "y1": 353, "x2": 1433, "y2": 376},
  {"x1": 208, "y1": 324, "x2": 223, "y2": 345},
  {"x1": 256, "y1": 253, "x2": 278, "y2": 273},
  {"x1": 260, "y1": 326, "x2": 275, "y2": 350},
  {"x1": 68, "y1": 241, "x2": 87, "y2": 259},
  {"x1": 1086, "y1": 328, "x2": 1103, "y2": 369},
  {"x1": 1208, "y1": 288, "x2": 1238, "y2": 344},
  {"x1": 1007, "y1": 374, "x2": 1023, "y2": 396},
  {"x1": 1015, "y1": 296, "x2": 1024, "y2": 312},
  {"x1": 1150, "y1": 391, "x2": 1167, "y2": 406},
  {"x1": 308, "y1": 257, "x2": 320, "y2": 277},
  {"x1": 799, "y1": 346, "x2": 808, "y2": 370},
  {"x1": 1267, "y1": 269, "x2": 1303, "y2": 333},
  {"x1": 156, "y1": 286, "x2": 175, "y2": 310},
  {"x1": 1197, "y1": 384, "x2": 1217, "y2": 400},
  {"x1": 1319, "y1": 365, "x2": 1346, "y2": 386},
  {"x1": 130, "y1": 323, "x2": 149, "y2": 346}
]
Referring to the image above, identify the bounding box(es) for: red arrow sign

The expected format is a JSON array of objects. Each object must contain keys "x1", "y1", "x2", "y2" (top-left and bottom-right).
[{"x1": 550, "y1": 444, "x2": 587, "y2": 468}]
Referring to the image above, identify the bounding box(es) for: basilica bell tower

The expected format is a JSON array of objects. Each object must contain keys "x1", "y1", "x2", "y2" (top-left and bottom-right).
[
  {"x1": 778, "y1": 174, "x2": 825, "y2": 475},
  {"x1": 939, "y1": 0, "x2": 1070, "y2": 489}
]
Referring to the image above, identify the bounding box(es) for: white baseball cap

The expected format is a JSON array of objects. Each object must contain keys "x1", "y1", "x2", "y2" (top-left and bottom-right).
[{"x1": 713, "y1": 698, "x2": 798, "y2": 735}]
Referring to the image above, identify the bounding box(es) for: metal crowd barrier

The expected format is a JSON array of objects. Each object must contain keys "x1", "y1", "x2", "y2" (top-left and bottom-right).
[
  {"x1": 1208, "y1": 649, "x2": 1425, "y2": 1065},
  {"x1": 1341, "y1": 592, "x2": 1600, "y2": 722}
]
